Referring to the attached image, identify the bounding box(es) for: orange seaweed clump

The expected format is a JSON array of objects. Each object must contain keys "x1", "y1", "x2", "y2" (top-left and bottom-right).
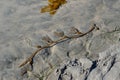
[{"x1": 41, "y1": 0, "x2": 67, "y2": 15}]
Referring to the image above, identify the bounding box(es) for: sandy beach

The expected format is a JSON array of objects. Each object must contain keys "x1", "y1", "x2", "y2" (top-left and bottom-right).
[{"x1": 0, "y1": 0, "x2": 120, "y2": 80}]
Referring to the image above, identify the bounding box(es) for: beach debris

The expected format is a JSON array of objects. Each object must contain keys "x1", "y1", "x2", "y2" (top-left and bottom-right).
[
  {"x1": 41, "y1": 0, "x2": 67, "y2": 15},
  {"x1": 69, "y1": 27, "x2": 83, "y2": 35},
  {"x1": 19, "y1": 24, "x2": 99, "y2": 75},
  {"x1": 42, "y1": 35, "x2": 54, "y2": 44}
]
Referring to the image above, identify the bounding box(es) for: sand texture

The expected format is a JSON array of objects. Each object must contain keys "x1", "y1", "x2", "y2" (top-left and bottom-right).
[{"x1": 0, "y1": 0, "x2": 120, "y2": 80}]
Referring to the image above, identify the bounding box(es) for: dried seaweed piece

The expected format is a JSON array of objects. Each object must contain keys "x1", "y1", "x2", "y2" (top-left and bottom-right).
[
  {"x1": 41, "y1": 0, "x2": 67, "y2": 15},
  {"x1": 49, "y1": 10, "x2": 57, "y2": 15},
  {"x1": 41, "y1": 3, "x2": 59, "y2": 14},
  {"x1": 42, "y1": 35, "x2": 54, "y2": 44},
  {"x1": 49, "y1": 0, "x2": 67, "y2": 6},
  {"x1": 19, "y1": 25, "x2": 99, "y2": 69},
  {"x1": 20, "y1": 63, "x2": 33, "y2": 76},
  {"x1": 36, "y1": 45, "x2": 42, "y2": 48},
  {"x1": 69, "y1": 27, "x2": 83, "y2": 35},
  {"x1": 41, "y1": 6, "x2": 51, "y2": 13}
]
